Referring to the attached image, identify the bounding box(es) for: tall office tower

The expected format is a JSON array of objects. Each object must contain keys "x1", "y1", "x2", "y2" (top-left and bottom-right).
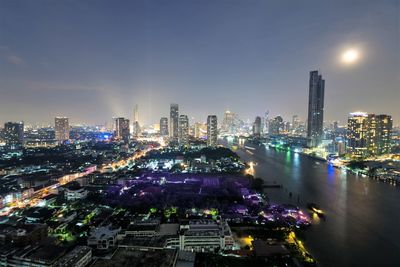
[
  {"x1": 178, "y1": 115, "x2": 189, "y2": 146},
  {"x1": 269, "y1": 116, "x2": 283, "y2": 135},
  {"x1": 366, "y1": 114, "x2": 392, "y2": 155},
  {"x1": 194, "y1": 122, "x2": 207, "y2": 139},
  {"x1": 207, "y1": 115, "x2": 218, "y2": 147},
  {"x1": 4, "y1": 122, "x2": 24, "y2": 148},
  {"x1": 55, "y1": 117, "x2": 69, "y2": 143},
  {"x1": 169, "y1": 104, "x2": 179, "y2": 140},
  {"x1": 132, "y1": 104, "x2": 140, "y2": 137},
  {"x1": 160, "y1": 117, "x2": 169, "y2": 136},
  {"x1": 115, "y1": 117, "x2": 130, "y2": 143},
  {"x1": 307, "y1": 70, "x2": 325, "y2": 147},
  {"x1": 222, "y1": 110, "x2": 235, "y2": 134},
  {"x1": 253, "y1": 116, "x2": 262, "y2": 138}
]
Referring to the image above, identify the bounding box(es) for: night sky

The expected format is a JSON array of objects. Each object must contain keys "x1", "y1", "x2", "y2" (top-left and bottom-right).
[{"x1": 0, "y1": 0, "x2": 399, "y2": 126}]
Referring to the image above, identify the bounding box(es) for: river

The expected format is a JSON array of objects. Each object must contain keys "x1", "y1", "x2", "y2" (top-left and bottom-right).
[{"x1": 233, "y1": 142, "x2": 400, "y2": 267}]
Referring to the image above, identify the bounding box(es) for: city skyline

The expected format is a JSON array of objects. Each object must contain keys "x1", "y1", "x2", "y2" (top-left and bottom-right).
[{"x1": 1, "y1": 0, "x2": 399, "y2": 125}]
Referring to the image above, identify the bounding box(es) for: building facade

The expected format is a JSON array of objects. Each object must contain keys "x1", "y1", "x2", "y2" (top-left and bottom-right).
[
  {"x1": 115, "y1": 117, "x2": 130, "y2": 143},
  {"x1": 55, "y1": 117, "x2": 69, "y2": 144},
  {"x1": 347, "y1": 112, "x2": 393, "y2": 158},
  {"x1": 207, "y1": 115, "x2": 218, "y2": 147},
  {"x1": 269, "y1": 116, "x2": 283, "y2": 136},
  {"x1": 253, "y1": 116, "x2": 262, "y2": 138},
  {"x1": 160, "y1": 117, "x2": 169, "y2": 136},
  {"x1": 178, "y1": 115, "x2": 189, "y2": 146},
  {"x1": 170, "y1": 104, "x2": 179, "y2": 140},
  {"x1": 4, "y1": 122, "x2": 24, "y2": 148}
]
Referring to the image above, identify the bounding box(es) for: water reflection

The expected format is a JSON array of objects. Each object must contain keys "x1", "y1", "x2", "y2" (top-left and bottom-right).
[{"x1": 235, "y1": 142, "x2": 400, "y2": 267}]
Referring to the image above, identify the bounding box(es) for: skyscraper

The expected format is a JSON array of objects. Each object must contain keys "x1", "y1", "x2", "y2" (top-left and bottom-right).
[
  {"x1": 55, "y1": 117, "x2": 69, "y2": 143},
  {"x1": 366, "y1": 114, "x2": 392, "y2": 156},
  {"x1": 207, "y1": 115, "x2": 218, "y2": 147},
  {"x1": 4, "y1": 122, "x2": 24, "y2": 148},
  {"x1": 169, "y1": 104, "x2": 179, "y2": 140},
  {"x1": 374, "y1": 115, "x2": 392, "y2": 155},
  {"x1": 253, "y1": 116, "x2": 262, "y2": 138},
  {"x1": 264, "y1": 111, "x2": 269, "y2": 134},
  {"x1": 269, "y1": 116, "x2": 283, "y2": 136},
  {"x1": 222, "y1": 110, "x2": 235, "y2": 134},
  {"x1": 115, "y1": 117, "x2": 130, "y2": 143},
  {"x1": 178, "y1": 115, "x2": 189, "y2": 146},
  {"x1": 160, "y1": 117, "x2": 169, "y2": 136},
  {"x1": 292, "y1": 115, "x2": 299, "y2": 131},
  {"x1": 347, "y1": 112, "x2": 393, "y2": 158},
  {"x1": 132, "y1": 104, "x2": 140, "y2": 137},
  {"x1": 307, "y1": 70, "x2": 325, "y2": 147}
]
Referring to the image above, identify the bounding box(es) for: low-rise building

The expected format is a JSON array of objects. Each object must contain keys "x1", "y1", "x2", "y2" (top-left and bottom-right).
[{"x1": 87, "y1": 225, "x2": 121, "y2": 250}]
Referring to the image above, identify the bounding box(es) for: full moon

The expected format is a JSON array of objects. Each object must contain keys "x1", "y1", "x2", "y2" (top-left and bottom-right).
[{"x1": 341, "y1": 49, "x2": 360, "y2": 64}]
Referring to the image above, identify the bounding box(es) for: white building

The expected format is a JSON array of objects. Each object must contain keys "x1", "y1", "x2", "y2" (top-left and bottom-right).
[
  {"x1": 165, "y1": 219, "x2": 234, "y2": 252},
  {"x1": 65, "y1": 187, "x2": 88, "y2": 201}
]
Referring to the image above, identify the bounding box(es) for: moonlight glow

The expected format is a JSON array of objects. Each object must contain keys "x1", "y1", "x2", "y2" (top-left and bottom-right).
[{"x1": 341, "y1": 49, "x2": 360, "y2": 64}]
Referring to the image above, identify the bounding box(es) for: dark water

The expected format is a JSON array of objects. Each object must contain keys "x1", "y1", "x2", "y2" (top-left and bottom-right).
[{"x1": 235, "y1": 144, "x2": 400, "y2": 267}]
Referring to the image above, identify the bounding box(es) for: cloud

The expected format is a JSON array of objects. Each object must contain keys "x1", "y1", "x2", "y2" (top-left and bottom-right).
[
  {"x1": 0, "y1": 46, "x2": 26, "y2": 66},
  {"x1": 7, "y1": 55, "x2": 25, "y2": 65}
]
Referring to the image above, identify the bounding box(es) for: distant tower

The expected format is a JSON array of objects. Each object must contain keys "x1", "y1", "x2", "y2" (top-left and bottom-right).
[
  {"x1": 160, "y1": 117, "x2": 169, "y2": 136},
  {"x1": 253, "y1": 116, "x2": 262, "y2": 138},
  {"x1": 207, "y1": 115, "x2": 218, "y2": 147},
  {"x1": 55, "y1": 117, "x2": 69, "y2": 144},
  {"x1": 222, "y1": 110, "x2": 235, "y2": 134},
  {"x1": 292, "y1": 115, "x2": 299, "y2": 131},
  {"x1": 115, "y1": 117, "x2": 130, "y2": 143},
  {"x1": 4, "y1": 122, "x2": 24, "y2": 148},
  {"x1": 178, "y1": 115, "x2": 189, "y2": 146},
  {"x1": 132, "y1": 104, "x2": 140, "y2": 137},
  {"x1": 169, "y1": 104, "x2": 179, "y2": 140},
  {"x1": 307, "y1": 70, "x2": 325, "y2": 147},
  {"x1": 269, "y1": 116, "x2": 283, "y2": 136},
  {"x1": 264, "y1": 111, "x2": 269, "y2": 134}
]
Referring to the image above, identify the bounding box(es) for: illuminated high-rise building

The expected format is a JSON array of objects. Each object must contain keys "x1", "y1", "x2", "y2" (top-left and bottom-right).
[
  {"x1": 347, "y1": 112, "x2": 369, "y2": 158},
  {"x1": 222, "y1": 110, "x2": 235, "y2": 134},
  {"x1": 178, "y1": 115, "x2": 189, "y2": 146},
  {"x1": 160, "y1": 117, "x2": 169, "y2": 136},
  {"x1": 347, "y1": 112, "x2": 392, "y2": 158},
  {"x1": 4, "y1": 122, "x2": 24, "y2": 148},
  {"x1": 253, "y1": 116, "x2": 262, "y2": 138},
  {"x1": 366, "y1": 114, "x2": 392, "y2": 156},
  {"x1": 55, "y1": 117, "x2": 69, "y2": 143},
  {"x1": 207, "y1": 115, "x2": 218, "y2": 147},
  {"x1": 307, "y1": 70, "x2": 325, "y2": 147},
  {"x1": 115, "y1": 117, "x2": 130, "y2": 143},
  {"x1": 169, "y1": 103, "x2": 179, "y2": 140}
]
